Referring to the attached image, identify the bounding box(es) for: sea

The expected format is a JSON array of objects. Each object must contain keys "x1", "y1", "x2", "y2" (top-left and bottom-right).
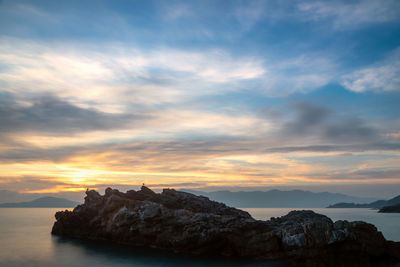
[{"x1": 0, "y1": 208, "x2": 399, "y2": 267}]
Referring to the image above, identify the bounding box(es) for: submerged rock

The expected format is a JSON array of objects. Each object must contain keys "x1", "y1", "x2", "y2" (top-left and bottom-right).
[{"x1": 52, "y1": 186, "x2": 400, "y2": 266}]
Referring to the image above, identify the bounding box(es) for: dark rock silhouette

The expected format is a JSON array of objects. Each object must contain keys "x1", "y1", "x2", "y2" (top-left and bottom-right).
[
  {"x1": 379, "y1": 204, "x2": 400, "y2": 213},
  {"x1": 52, "y1": 186, "x2": 400, "y2": 266}
]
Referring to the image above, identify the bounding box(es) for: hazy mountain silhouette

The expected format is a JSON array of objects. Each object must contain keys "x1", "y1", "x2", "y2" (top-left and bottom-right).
[
  {"x1": 328, "y1": 194, "x2": 400, "y2": 209},
  {"x1": 0, "y1": 190, "x2": 84, "y2": 203},
  {"x1": 181, "y1": 189, "x2": 377, "y2": 208},
  {"x1": 0, "y1": 196, "x2": 79, "y2": 207},
  {"x1": 0, "y1": 188, "x2": 385, "y2": 208}
]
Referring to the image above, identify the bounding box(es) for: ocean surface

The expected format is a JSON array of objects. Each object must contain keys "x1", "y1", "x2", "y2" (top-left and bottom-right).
[{"x1": 0, "y1": 208, "x2": 399, "y2": 267}]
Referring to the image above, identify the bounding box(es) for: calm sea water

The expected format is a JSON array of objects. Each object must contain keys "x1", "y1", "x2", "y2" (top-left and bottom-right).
[{"x1": 0, "y1": 208, "x2": 399, "y2": 266}]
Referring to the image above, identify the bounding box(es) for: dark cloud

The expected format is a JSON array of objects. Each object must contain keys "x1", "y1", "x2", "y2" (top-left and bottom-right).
[
  {"x1": 323, "y1": 118, "x2": 377, "y2": 142},
  {"x1": 266, "y1": 142, "x2": 400, "y2": 153},
  {"x1": 1, "y1": 132, "x2": 400, "y2": 163},
  {"x1": 283, "y1": 102, "x2": 330, "y2": 134},
  {"x1": 280, "y1": 102, "x2": 378, "y2": 143},
  {"x1": 266, "y1": 145, "x2": 341, "y2": 153},
  {"x1": 0, "y1": 94, "x2": 149, "y2": 135}
]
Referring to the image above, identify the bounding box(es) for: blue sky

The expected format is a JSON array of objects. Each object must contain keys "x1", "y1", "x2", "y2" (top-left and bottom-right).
[{"x1": 0, "y1": 0, "x2": 399, "y2": 198}]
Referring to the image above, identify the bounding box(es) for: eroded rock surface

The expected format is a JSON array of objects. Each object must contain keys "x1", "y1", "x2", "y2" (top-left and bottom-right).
[{"x1": 52, "y1": 186, "x2": 400, "y2": 266}]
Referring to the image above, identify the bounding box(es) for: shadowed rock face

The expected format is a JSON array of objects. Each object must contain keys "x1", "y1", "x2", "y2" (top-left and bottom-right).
[
  {"x1": 52, "y1": 186, "x2": 400, "y2": 266},
  {"x1": 379, "y1": 204, "x2": 400, "y2": 213}
]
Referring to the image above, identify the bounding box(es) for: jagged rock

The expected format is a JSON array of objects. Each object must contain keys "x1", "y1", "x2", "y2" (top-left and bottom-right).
[{"x1": 52, "y1": 187, "x2": 400, "y2": 266}]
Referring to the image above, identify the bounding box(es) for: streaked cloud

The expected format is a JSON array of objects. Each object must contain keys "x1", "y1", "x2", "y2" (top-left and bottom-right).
[
  {"x1": 341, "y1": 48, "x2": 400, "y2": 92},
  {"x1": 259, "y1": 55, "x2": 335, "y2": 96},
  {"x1": 265, "y1": 143, "x2": 400, "y2": 153},
  {"x1": 0, "y1": 38, "x2": 265, "y2": 107},
  {"x1": 0, "y1": 94, "x2": 146, "y2": 135},
  {"x1": 297, "y1": 0, "x2": 400, "y2": 29},
  {"x1": 0, "y1": 38, "x2": 340, "y2": 102}
]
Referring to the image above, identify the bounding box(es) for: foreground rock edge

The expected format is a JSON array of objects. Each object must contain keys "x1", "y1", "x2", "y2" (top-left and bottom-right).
[{"x1": 52, "y1": 186, "x2": 400, "y2": 266}]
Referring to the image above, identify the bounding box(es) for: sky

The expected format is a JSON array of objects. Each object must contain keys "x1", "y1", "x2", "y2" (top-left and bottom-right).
[{"x1": 0, "y1": 0, "x2": 399, "y2": 198}]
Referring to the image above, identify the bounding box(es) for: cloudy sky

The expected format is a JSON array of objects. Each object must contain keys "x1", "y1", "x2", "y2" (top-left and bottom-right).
[{"x1": 0, "y1": 0, "x2": 399, "y2": 198}]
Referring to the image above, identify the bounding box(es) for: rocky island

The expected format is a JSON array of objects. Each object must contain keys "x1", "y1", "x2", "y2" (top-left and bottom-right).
[
  {"x1": 327, "y1": 194, "x2": 400, "y2": 209},
  {"x1": 379, "y1": 204, "x2": 400, "y2": 213},
  {"x1": 52, "y1": 186, "x2": 400, "y2": 266}
]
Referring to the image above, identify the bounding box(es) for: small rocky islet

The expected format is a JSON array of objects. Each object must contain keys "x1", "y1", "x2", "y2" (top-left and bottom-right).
[
  {"x1": 52, "y1": 186, "x2": 400, "y2": 266},
  {"x1": 379, "y1": 204, "x2": 400, "y2": 213}
]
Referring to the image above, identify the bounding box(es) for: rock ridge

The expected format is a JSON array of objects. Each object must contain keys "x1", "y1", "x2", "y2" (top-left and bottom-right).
[{"x1": 52, "y1": 186, "x2": 400, "y2": 266}]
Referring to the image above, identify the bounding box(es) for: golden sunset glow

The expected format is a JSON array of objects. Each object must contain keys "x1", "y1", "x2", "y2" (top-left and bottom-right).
[{"x1": 0, "y1": 1, "x2": 399, "y2": 199}]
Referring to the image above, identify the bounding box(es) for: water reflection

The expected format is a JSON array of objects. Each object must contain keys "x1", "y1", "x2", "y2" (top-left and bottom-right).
[{"x1": 51, "y1": 235, "x2": 279, "y2": 267}]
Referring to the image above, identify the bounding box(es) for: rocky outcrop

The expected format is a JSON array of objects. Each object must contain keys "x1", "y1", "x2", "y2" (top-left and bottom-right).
[
  {"x1": 52, "y1": 186, "x2": 400, "y2": 266},
  {"x1": 379, "y1": 204, "x2": 400, "y2": 213},
  {"x1": 327, "y1": 194, "x2": 400, "y2": 209}
]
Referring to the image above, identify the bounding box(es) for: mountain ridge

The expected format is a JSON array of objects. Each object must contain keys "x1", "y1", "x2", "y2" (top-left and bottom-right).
[
  {"x1": 327, "y1": 194, "x2": 400, "y2": 209},
  {"x1": 0, "y1": 188, "x2": 383, "y2": 208},
  {"x1": 0, "y1": 196, "x2": 80, "y2": 208},
  {"x1": 0, "y1": 190, "x2": 84, "y2": 203},
  {"x1": 180, "y1": 189, "x2": 377, "y2": 208}
]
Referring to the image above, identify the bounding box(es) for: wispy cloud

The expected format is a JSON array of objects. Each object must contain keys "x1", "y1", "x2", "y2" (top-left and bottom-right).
[
  {"x1": 0, "y1": 38, "x2": 265, "y2": 107},
  {"x1": 0, "y1": 38, "x2": 342, "y2": 104},
  {"x1": 258, "y1": 54, "x2": 336, "y2": 96},
  {"x1": 297, "y1": 0, "x2": 400, "y2": 30},
  {"x1": 161, "y1": 3, "x2": 193, "y2": 21},
  {"x1": 341, "y1": 48, "x2": 400, "y2": 92},
  {"x1": 232, "y1": 0, "x2": 269, "y2": 31}
]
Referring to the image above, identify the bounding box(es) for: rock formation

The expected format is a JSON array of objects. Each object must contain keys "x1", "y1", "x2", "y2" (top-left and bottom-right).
[
  {"x1": 52, "y1": 186, "x2": 400, "y2": 266},
  {"x1": 327, "y1": 194, "x2": 400, "y2": 209},
  {"x1": 379, "y1": 204, "x2": 400, "y2": 213}
]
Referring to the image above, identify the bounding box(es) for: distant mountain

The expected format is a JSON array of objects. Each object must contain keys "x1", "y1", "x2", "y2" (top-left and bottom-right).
[
  {"x1": 0, "y1": 197, "x2": 80, "y2": 208},
  {"x1": 328, "y1": 194, "x2": 400, "y2": 209},
  {"x1": 181, "y1": 189, "x2": 377, "y2": 208},
  {"x1": 0, "y1": 190, "x2": 84, "y2": 203},
  {"x1": 379, "y1": 204, "x2": 400, "y2": 213}
]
